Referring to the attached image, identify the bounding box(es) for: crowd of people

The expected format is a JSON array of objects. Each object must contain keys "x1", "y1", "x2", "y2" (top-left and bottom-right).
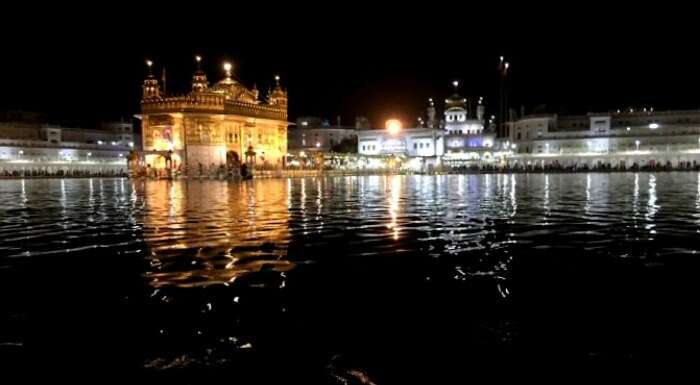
[
  {"x1": 0, "y1": 168, "x2": 127, "y2": 178},
  {"x1": 446, "y1": 160, "x2": 700, "y2": 173}
]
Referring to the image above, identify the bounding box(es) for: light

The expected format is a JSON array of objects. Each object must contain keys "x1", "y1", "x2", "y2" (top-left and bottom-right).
[
  {"x1": 146, "y1": 60, "x2": 153, "y2": 67},
  {"x1": 18, "y1": 150, "x2": 23, "y2": 155},
  {"x1": 299, "y1": 151, "x2": 306, "y2": 157},
  {"x1": 118, "y1": 153, "x2": 123, "y2": 157},
  {"x1": 97, "y1": 140, "x2": 103, "y2": 145},
  {"x1": 316, "y1": 142, "x2": 321, "y2": 148},
  {"x1": 626, "y1": 126, "x2": 631, "y2": 131},
  {"x1": 635, "y1": 140, "x2": 640, "y2": 151},
  {"x1": 223, "y1": 62, "x2": 232, "y2": 74},
  {"x1": 111, "y1": 141, "x2": 116, "y2": 145},
  {"x1": 195, "y1": 55, "x2": 202, "y2": 63},
  {"x1": 504, "y1": 62, "x2": 510, "y2": 70},
  {"x1": 452, "y1": 80, "x2": 459, "y2": 88},
  {"x1": 274, "y1": 75, "x2": 280, "y2": 81},
  {"x1": 129, "y1": 142, "x2": 134, "y2": 148},
  {"x1": 511, "y1": 143, "x2": 517, "y2": 150},
  {"x1": 301, "y1": 121, "x2": 308, "y2": 126},
  {"x1": 87, "y1": 152, "x2": 92, "y2": 157},
  {"x1": 385, "y1": 119, "x2": 402, "y2": 135},
  {"x1": 649, "y1": 123, "x2": 659, "y2": 129},
  {"x1": 500, "y1": 56, "x2": 504, "y2": 63}
]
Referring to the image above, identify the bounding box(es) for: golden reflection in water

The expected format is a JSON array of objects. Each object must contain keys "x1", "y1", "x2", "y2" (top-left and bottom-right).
[
  {"x1": 140, "y1": 179, "x2": 291, "y2": 288},
  {"x1": 386, "y1": 175, "x2": 402, "y2": 240}
]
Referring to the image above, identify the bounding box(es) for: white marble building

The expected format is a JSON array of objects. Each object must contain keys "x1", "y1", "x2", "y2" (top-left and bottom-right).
[
  {"x1": 505, "y1": 109, "x2": 700, "y2": 168},
  {"x1": 0, "y1": 120, "x2": 132, "y2": 176},
  {"x1": 357, "y1": 83, "x2": 499, "y2": 169}
]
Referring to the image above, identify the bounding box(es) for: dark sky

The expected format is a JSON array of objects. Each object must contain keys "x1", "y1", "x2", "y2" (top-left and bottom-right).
[{"x1": 1, "y1": 6, "x2": 698, "y2": 129}]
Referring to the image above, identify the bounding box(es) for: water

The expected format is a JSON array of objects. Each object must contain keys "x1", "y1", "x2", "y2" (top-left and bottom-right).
[{"x1": 2, "y1": 174, "x2": 700, "y2": 382}]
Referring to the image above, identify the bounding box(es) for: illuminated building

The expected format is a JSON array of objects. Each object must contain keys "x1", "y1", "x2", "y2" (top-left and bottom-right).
[
  {"x1": 357, "y1": 82, "x2": 499, "y2": 170},
  {"x1": 505, "y1": 109, "x2": 700, "y2": 168},
  {"x1": 0, "y1": 113, "x2": 131, "y2": 176},
  {"x1": 287, "y1": 117, "x2": 357, "y2": 155},
  {"x1": 441, "y1": 86, "x2": 497, "y2": 165},
  {"x1": 138, "y1": 57, "x2": 288, "y2": 173}
]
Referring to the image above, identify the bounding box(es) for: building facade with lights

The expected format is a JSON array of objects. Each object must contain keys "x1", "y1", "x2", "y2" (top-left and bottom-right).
[
  {"x1": 356, "y1": 85, "x2": 500, "y2": 170},
  {"x1": 287, "y1": 117, "x2": 358, "y2": 156},
  {"x1": 0, "y1": 117, "x2": 132, "y2": 176},
  {"x1": 138, "y1": 58, "x2": 288, "y2": 174},
  {"x1": 505, "y1": 109, "x2": 700, "y2": 168}
]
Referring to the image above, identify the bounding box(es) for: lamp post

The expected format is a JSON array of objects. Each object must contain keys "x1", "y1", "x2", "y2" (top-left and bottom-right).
[{"x1": 635, "y1": 140, "x2": 640, "y2": 151}]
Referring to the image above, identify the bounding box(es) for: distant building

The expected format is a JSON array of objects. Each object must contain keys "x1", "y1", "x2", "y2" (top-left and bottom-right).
[
  {"x1": 357, "y1": 84, "x2": 499, "y2": 170},
  {"x1": 138, "y1": 57, "x2": 288, "y2": 174},
  {"x1": 0, "y1": 115, "x2": 133, "y2": 176},
  {"x1": 287, "y1": 117, "x2": 357, "y2": 156},
  {"x1": 505, "y1": 109, "x2": 700, "y2": 168}
]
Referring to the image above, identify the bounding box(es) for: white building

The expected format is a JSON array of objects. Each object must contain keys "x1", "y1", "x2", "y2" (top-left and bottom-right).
[
  {"x1": 357, "y1": 84, "x2": 501, "y2": 170},
  {"x1": 0, "y1": 118, "x2": 132, "y2": 176},
  {"x1": 505, "y1": 109, "x2": 700, "y2": 169}
]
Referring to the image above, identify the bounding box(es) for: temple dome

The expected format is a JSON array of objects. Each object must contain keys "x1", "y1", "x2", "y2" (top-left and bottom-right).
[{"x1": 445, "y1": 93, "x2": 467, "y2": 111}]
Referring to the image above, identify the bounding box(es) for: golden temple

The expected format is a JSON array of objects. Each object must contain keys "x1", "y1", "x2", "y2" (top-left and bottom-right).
[{"x1": 138, "y1": 57, "x2": 288, "y2": 175}]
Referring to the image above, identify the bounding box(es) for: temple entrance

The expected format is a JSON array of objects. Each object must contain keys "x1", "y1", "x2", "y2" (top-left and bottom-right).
[
  {"x1": 245, "y1": 146, "x2": 256, "y2": 166},
  {"x1": 226, "y1": 151, "x2": 240, "y2": 167}
]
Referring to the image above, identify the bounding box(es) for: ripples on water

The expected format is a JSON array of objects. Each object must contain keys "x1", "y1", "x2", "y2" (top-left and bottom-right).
[{"x1": 2, "y1": 174, "x2": 700, "y2": 382}]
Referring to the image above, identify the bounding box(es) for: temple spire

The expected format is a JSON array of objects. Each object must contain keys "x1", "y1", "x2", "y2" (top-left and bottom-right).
[
  {"x1": 142, "y1": 59, "x2": 160, "y2": 99},
  {"x1": 191, "y1": 55, "x2": 209, "y2": 93}
]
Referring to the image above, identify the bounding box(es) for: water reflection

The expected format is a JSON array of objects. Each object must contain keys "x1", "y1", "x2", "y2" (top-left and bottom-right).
[
  {"x1": 3, "y1": 174, "x2": 700, "y2": 379},
  {"x1": 139, "y1": 180, "x2": 292, "y2": 288},
  {"x1": 646, "y1": 174, "x2": 659, "y2": 235},
  {"x1": 387, "y1": 175, "x2": 401, "y2": 240}
]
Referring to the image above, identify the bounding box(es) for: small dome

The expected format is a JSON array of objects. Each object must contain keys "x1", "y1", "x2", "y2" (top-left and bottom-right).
[{"x1": 445, "y1": 93, "x2": 467, "y2": 110}]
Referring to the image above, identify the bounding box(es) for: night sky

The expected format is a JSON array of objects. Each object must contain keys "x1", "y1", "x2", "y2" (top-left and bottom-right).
[{"x1": 2, "y1": 7, "x2": 698, "y2": 129}]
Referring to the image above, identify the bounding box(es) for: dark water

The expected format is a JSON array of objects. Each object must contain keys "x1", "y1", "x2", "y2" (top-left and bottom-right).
[{"x1": 2, "y1": 174, "x2": 700, "y2": 382}]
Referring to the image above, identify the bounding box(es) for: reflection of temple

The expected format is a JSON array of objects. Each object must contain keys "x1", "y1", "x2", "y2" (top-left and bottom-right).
[
  {"x1": 138, "y1": 57, "x2": 289, "y2": 174},
  {"x1": 138, "y1": 179, "x2": 292, "y2": 287}
]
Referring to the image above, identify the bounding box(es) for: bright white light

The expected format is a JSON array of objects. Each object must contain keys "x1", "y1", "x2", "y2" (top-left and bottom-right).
[
  {"x1": 649, "y1": 123, "x2": 659, "y2": 129},
  {"x1": 111, "y1": 141, "x2": 116, "y2": 145},
  {"x1": 87, "y1": 153, "x2": 92, "y2": 157},
  {"x1": 301, "y1": 121, "x2": 308, "y2": 126},
  {"x1": 511, "y1": 143, "x2": 517, "y2": 149},
  {"x1": 118, "y1": 153, "x2": 123, "y2": 157},
  {"x1": 452, "y1": 80, "x2": 459, "y2": 88},
  {"x1": 386, "y1": 119, "x2": 402, "y2": 135},
  {"x1": 223, "y1": 62, "x2": 232, "y2": 72},
  {"x1": 315, "y1": 142, "x2": 321, "y2": 148},
  {"x1": 18, "y1": 150, "x2": 23, "y2": 155},
  {"x1": 195, "y1": 55, "x2": 202, "y2": 63},
  {"x1": 97, "y1": 140, "x2": 103, "y2": 145},
  {"x1": 129, "y1": 142, "x2": 134, "y2": 147},
  {"x1": 626, "y1": 126, "x2": 631, "y2": 131}
]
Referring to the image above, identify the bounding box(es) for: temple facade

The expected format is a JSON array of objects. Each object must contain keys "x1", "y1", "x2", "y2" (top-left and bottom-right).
[{"x1": 138, "y1": 57, "x2": 288, "y2": 175}]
